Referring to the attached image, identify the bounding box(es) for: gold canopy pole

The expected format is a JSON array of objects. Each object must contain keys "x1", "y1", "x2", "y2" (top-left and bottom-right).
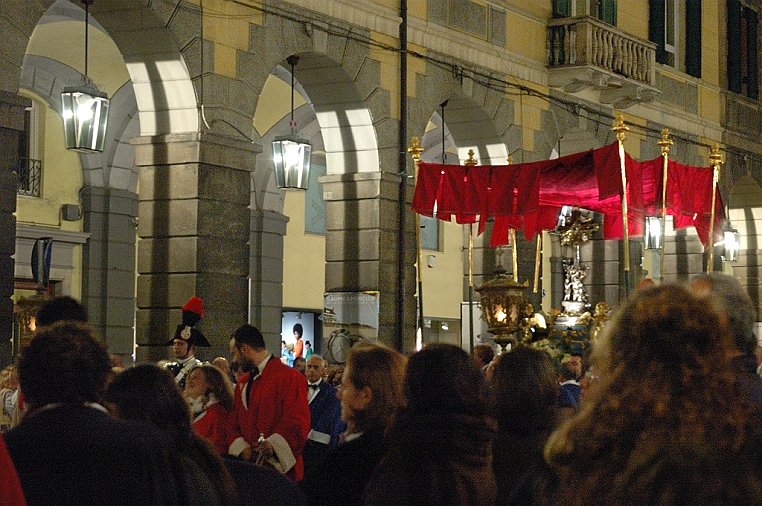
[
  {"x1": 657, "y1": 129, "x2": 673, "y2": 282},
  {"x1": 612, "y1": 115, "x2": 631, "y2": 296},
  {"x1": 707, "y1": 144, "x2": 723, "y2": 273},
  {"x1": 407, "y1": 137, "x2": 425, "y2": 333},
  {"x1": 506, "y1": 155, "x2": 519, "y2": 282},
  {"x1": 464, "y1": 150, "x2": 478, "y2": 353}
]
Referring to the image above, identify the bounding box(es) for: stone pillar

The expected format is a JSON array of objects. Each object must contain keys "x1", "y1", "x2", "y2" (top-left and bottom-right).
[
  {"x1": 0, "y1": 91, "x2": 30, "y2": 368},
  {"x1": 661, "y1": 231, "x2": 705, "y2": 284},
  {"x1": 734, "y1": 250, "x2": 762, "y2": 320},
  {"x1": 81, "y1": 187, "x2": 138, "y2": 364},
  {"x1": 249, "y1": 209, "x2": 288, "y2": 353},
  {"x1": 321, "y1": 172, "x2": 417, "y2": 354},
  {"x1": 132, "y1": 132, "x2": 258, "y2": 362}
]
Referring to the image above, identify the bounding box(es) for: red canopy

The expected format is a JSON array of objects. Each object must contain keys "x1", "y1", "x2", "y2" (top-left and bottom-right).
[{"x1": 412, "y1": 142, "x2": 724, "y2": 248}]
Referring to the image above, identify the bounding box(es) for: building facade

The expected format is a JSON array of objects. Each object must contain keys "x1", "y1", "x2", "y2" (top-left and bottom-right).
[{"x1": 1, "y1": 0, "x2": 761, "y2": 366}]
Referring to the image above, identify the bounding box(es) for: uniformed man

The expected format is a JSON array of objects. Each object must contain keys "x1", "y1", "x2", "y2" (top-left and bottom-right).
[{"x1": 166, "y1": 297, "x2": 210, "y2": 389}]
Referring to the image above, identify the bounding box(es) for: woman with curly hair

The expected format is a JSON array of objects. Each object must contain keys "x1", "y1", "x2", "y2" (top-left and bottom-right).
[
  {"x1": 184, "y1": 363, "x2": 235, "y2": 454},
  {"x1": 543, "y1": 284, "x2": 762, "y2": 506}
]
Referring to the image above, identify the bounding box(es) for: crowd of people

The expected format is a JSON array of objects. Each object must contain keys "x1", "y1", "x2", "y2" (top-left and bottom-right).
[{"x1": 3, "y1": 272, "x2": 762, "y2": 505}]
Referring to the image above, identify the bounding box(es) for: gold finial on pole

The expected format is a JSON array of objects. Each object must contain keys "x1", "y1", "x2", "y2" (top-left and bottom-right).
[
  {"x1": 465, "y1": 149, "x2": 478, "y2": 167},
  {"x1": 707, "y1": 143, "x2": 723, "y2": 273},
  {"x1": 657, "y1": 128, "x2": 673, "y2": 155},
  {"x1": 612, "y1": 114, "x2": 629, "y2": 142},
  {"x1": 507, "y1": 154, "x2": 514, "y2": 165},
  {"x1": 612, "y1": 114, "x2": 631, "y2": 295},
  {"x1": 408, "y1": 136, "x2": 424, "y2": 163},
  {"x1": 657, "y1": 128, "x2": 672, "y2": 282}
]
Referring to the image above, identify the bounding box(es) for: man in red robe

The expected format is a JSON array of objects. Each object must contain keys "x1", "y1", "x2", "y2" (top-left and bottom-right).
[{"x1": 228, "y1": 323, "x2": 310, "y2": 481}]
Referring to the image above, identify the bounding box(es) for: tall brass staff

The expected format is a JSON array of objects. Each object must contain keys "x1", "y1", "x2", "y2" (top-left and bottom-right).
[
  {"x1": 464, "y1": 150, "x2": 478, "y2": 353},
  {"x1": 407, "y1": 137, "x2": 425, "y2": 335},
  {"x1": 506, "y1": 155, "x2": 519, "y2": 283},
  {"x1": 657, "y1": 129, "x2": 672, "y2": 282},
  {"x1": 707, "y1": 144, "x2": 723, "y2": 273},
  {"x1": 612, "y1": 115, "x2": 631, "y2": 296}
]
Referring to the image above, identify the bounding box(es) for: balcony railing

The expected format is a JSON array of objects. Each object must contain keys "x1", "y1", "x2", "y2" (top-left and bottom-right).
[
  {"x1": 548, "y1": 16, "x2": 656, "y2": 87},
  {"x1": 17, "y1": 158, "x2": 42, "y2": 197}
]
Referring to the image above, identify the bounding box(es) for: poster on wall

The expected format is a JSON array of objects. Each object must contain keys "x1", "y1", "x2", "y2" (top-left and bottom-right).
[
  {"x1": 323, "y1": 292, "x2": 378, "y2": 333},
  {"x1": 322, "y1": 292, "x2": 379, "y2": 363}
]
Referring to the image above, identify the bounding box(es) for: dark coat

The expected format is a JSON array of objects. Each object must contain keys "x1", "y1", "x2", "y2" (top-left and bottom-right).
[
  {"x1": 5, "y1": 404, "x2": 181, "y2": 506},
  {"x1": 300, "y1": 428, "x2": 387, "y2": 506},
  {"x1": 303, "y1": 380, "x2": 346, "y2": 476},
  {"x1": 364, "y1": 412, "x2": 497, "y2": 506}
]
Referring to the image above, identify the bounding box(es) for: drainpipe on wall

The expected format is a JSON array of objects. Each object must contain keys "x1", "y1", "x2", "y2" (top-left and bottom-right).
[{"x1": 396, "y1": 0, "x2": 408, "y2": 351}]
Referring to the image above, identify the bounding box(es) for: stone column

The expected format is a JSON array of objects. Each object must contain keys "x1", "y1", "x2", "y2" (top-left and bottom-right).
[
  {"x1": 81, "y1": 187, "x2": 138, "y2": 364},
  {"x1": 321, "y1": 172, "x2": 417, "y2": 354},
  {"x1": 132, "y1": 132, "x2": 258, "y2": 362},
  {"x1": 249, "y1": 209, "x2": 288, "y2": 353},
  {"x1": 0, "y1": 91, "x2": 30, "y2": 368},
  {"x1": 661, "y1": 231, "x2": 705, "y2": 284}
]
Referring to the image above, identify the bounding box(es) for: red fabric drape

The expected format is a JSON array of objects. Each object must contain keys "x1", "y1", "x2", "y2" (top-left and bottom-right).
[{"x1": 411, "y1": 143, "x2": 724, "y2": 248}]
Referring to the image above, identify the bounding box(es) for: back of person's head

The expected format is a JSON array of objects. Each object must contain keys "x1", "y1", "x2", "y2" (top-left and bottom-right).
[
  {"x1": 35, "y1": 296, "x2": 88, "y2": 328},
  {"x1": 404, "y1": 343, "x2": 487, "y2": 417},
  {"x1": 690, "y1": 273, "x2": 757, "y2": 356},
  {"x1": 18, "y1": 321, "x2": 110, "y2": 407},
  {"x1": 232, "y1": 323, "x2": 266, "y2": 350},
  {"x1": 104, "y1": 364, "x2": 191, "y2": 446},
  {"x1": 473, "y1": 343, "x2": 495, "y2": 367},
  {"x1": 189, "y1": 363, "x2": 234, "y2": 411},
  {"x1": 105, "y1": 365, "x2": 237, "y2": 506},
  {"x1": 491, "y1": 346, "x2": 558, "y2": 431},
  {"x1": 601, "y1": 284, "x2": 732, "y2": 385},
  {"x1": 345, "y1": 343, "x2": 406, "y2": 432}
]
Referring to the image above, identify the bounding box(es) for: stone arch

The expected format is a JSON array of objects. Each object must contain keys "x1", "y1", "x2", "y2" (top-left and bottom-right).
[
  {"x1": 231, "y1": 8, "x2": 395, "y2": 212},
  {"x1": 20, "y1": 54, "x2": 140, "y2": 192},
  {"x1": 411, "y1": 59, "x2": 514, "y2": 165},
  {"x1": 11, "y1": 0, "x2": 198, "y2": 139}
]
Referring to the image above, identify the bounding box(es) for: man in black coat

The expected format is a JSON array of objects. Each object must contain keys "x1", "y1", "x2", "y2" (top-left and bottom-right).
[
  {"x1": 302, "y1": 355, "x2": 346, "y2": 476},
  {"x1": 5, "y1": 321, "x2": 181, "y2": 506}
]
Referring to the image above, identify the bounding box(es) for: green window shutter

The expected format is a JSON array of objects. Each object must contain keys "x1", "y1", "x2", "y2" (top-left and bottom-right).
[
  {"x1": 748, "y1": 8, "x2": 758, "y2": 99},
  {"x1": 728, "y1": 0, "x2": 743, "y2": 93},
  {"x1": 685, "y1": 0, "x2": 701, "y2": 77},
  {"x1": 600, "y1": 0, "x2": 617, "y2": 25},
  {"x1": 650, "y1": 0, "x2": 668, "y2": 64},
  {"x1": 553, "y1": 0, "x2": 571, "y2": 18}
]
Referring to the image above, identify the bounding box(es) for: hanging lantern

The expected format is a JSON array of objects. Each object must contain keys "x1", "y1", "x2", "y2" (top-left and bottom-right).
[
  {"x1": 272, "y1": 55, "x2": 311, "y2": 190},
  {"x1": 644, "y1": 216, "x2": 662, "y2": 250},
  {"x1": 723, "y1": 228, "x2": 740, "y2": 262},
  {"x1": 61, "y1": 0, "x2": 109, "y2": 153}
]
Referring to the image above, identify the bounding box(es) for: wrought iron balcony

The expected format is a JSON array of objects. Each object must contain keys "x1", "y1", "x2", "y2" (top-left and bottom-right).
[
  {"x1": 548, "y1": 16, "x2": 659, "y2": 108},
  {"x1": 17, "y1": 157, "x2": 42, "y2": 197}
]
